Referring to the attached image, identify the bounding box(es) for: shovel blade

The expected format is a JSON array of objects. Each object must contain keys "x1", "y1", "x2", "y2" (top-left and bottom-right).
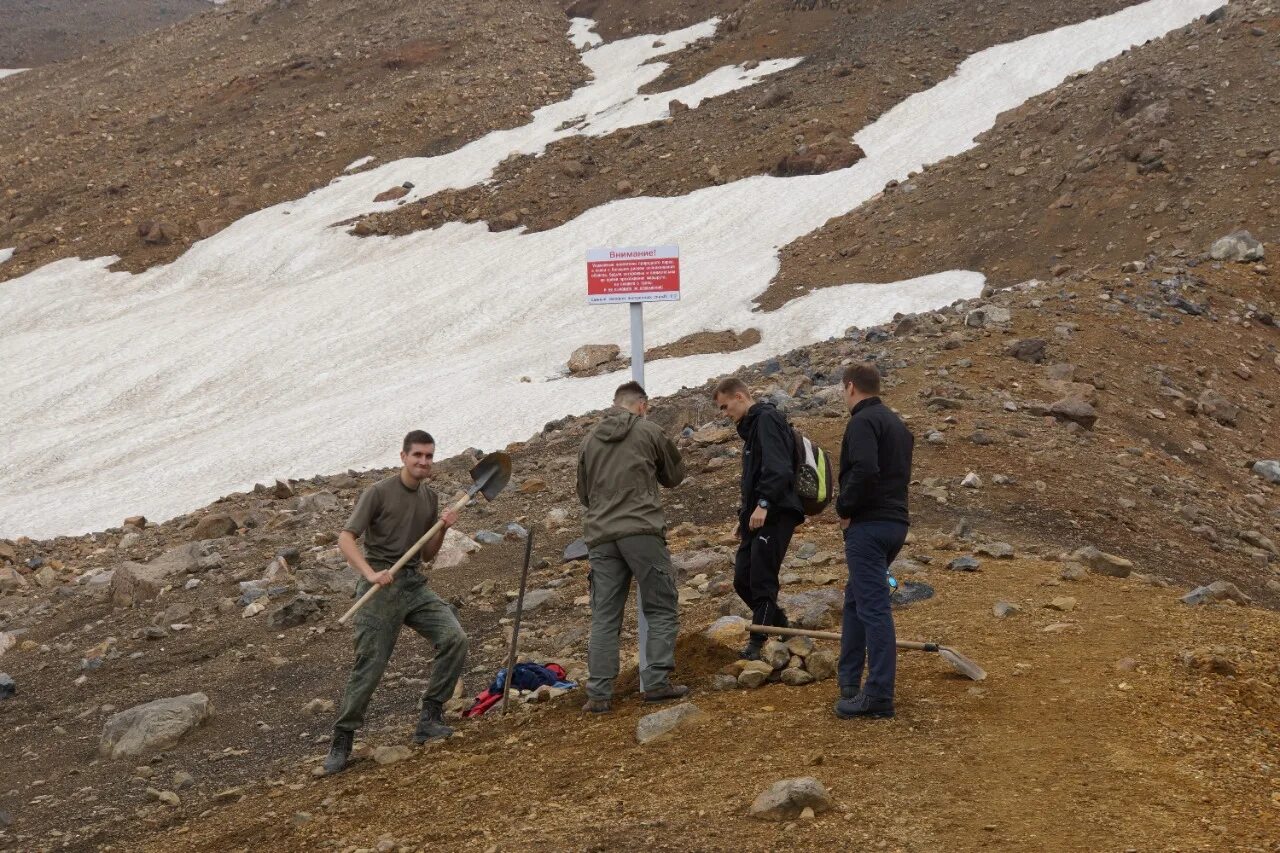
[
  {"x1": 938, "y1": 646, "x2": 987, "y2": 681},
  {"x1": 469, "y1": 452, "x2": 512, "y2": 501}
]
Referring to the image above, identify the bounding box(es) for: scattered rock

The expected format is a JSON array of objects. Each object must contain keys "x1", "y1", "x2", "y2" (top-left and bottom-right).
[
  {"x1": 568, "y1": 344, "x2": 620, "y2": 373},
  {"x1": 1006, "y1": 339, "x2": 1048, "y2": 363},
  {"x1": 99, "y1": 693, "x2": 214, "y2": 759},
  {"x1": 1208, "y1": 230, "x2": 1264, "y2": 263},
  {"x1": 947, "y1": 556, "x2": 981, "y2": 572},
  {"x1": 372, "y1": 744, "x2": 413, "y2": 765},
  {"x1": 191, "y1": 514, "x2": 237, "y2": 541},
  {"x1": 780, "y1": 667, "x2": 814, "y2": 686},
  {"x1": 509, "y1": 588, "x2": 558, "y2": 614},
  {"x1": 804, "y1": 649, "x2": 836, "y2": 681},
  {"x1": 737, "y1": 660, "x2": 774, "y2": 689},
  {"x1": 704, "y1": 615, "x2": 748, "y2": 649},
  {"x1": 0, "y1": 673, "x2": 14, "y2": 700},
  {"x1": 1251, "y1": 460, "x2": 1280, "y2": 484},
  {"x1": 1181, "y1": 581, "x2": 1251, "y2": 607},
  {"x1": 749, "y1": 777, "x2": 833, "y2": 821},
  {"x1": 993, "y1": 602, "x2": 1020, "y2": 618},
  {"x1": 1045, "y1": 596, "x2": 1077, "y2": 612},
  {"x1": 267, "y1": 593, "x2": 322, "y2": 629},
  {"x1": 1059, "y1": 563, "x2": 1087, "y2": 582},
  {"x1": 1049, "y1": 398, "x2": 1098, "y2": 430},
  {"x1": 977, "y1": 542, "x2": 1014, "y2": 559},
  {"x1": 761, "y1": 639, "x2": 791, "y2": 670},
  {"x1": 1070, "y1": 546, "x2": 1133, "y2": 578},
  {"x1": 635, "y1": 702, "x2": 703, "y2": 744}
]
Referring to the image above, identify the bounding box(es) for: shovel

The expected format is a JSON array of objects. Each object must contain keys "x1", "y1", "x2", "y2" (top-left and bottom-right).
[
  {"x1": 338, "y1": 451, "x2": 512, "y2": 624},
  {"x1": 501, "y1": 528, "x2": 535, "y2": 714},
  {"x1": 747, "y1": 624, "x2": 987, "y2": 681}
]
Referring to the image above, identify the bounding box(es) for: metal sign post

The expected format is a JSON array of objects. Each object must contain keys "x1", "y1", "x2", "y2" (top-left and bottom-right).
[{"x1": 586, "y1": 244, "x2": 680, "y2": 693}]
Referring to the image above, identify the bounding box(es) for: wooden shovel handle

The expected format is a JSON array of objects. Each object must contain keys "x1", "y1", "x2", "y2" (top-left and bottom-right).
[
  {"x1": 746, "y1": 624, "x2": 936, "y2": 653},
  {"x1": 337, "y1": 490, "x2": 470, "y2": 624}
]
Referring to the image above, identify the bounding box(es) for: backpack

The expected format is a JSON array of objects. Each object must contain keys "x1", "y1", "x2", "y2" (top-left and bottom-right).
[{"x1": 791, "y1": 427, "x2": 834, "y2": 516}]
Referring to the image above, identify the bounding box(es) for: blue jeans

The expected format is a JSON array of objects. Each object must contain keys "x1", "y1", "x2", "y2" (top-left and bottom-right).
[{"x1": 840, "y1": 521, "x2": 907, "y2": 700}]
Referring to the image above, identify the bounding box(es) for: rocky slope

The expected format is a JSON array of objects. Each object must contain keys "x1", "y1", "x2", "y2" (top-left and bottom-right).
[
  {"x1": 2, "y1": 2, "x2": 1278, "y2": 851},
  {"x1": 0, "y1": 0, "x2": 584, "y2": 280},
  {"x1": 766, "y1": 0, "x2": 1280, "y2": 308},
  {"x1": 2, "y1": 234, "x2": 1277, "y2": 851},
  {"x1": 0, "y1": 0, "x2": 211, "y2": 67}
]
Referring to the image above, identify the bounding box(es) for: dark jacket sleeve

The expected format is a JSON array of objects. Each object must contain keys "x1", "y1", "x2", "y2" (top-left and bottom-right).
[
  {"x1": 837, "y1": 415, "x2": 880, "y2": 519},
  {"x1": 654, "y1": 429, "x2": 685, "y2": 489},
  {"x1": 754, "y1": 411, "x2": 795, "y2": 506}
]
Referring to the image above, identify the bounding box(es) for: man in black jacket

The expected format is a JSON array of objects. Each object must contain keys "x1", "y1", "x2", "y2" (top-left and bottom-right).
[
  {"x1": 713, "y1": 377, "x2": 805, "y2": 660},
  {"x1": 834, "y1": 363, "x2": 913, "y2": 719}
]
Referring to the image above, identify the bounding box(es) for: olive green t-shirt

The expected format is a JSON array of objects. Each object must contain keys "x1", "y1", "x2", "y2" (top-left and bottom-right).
[{"x1": 343, "y1": 474, "x2": 440, "y2": 570}]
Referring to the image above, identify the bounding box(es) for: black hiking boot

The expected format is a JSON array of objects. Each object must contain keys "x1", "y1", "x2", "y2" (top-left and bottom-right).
[
  {"x1": 323, "y1": 729, "x2": 354, "y2": 775},
  {"x1": 642, "y1": 683, "x2": 690, "y2": 703},
  {"x1": 412, "y1": 699, "x2": 454, "y2": 744},
  {"x1": 834, "y1": 692, "x2": 895, "y2": 720},
  {"x1": 840, "y1": 684, "x2": 860, "y2": 700},
  {"x1": 773, "y1": 608, "x2": 790, "y2": 637},
  {"x1": 739, "y1": 639, "x2": 764, "y2": 661}
]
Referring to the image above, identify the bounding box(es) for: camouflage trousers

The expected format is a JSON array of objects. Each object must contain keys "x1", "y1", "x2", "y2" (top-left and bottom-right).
[{"x1": 333, "y1": 571, "x2": 468, "y2": 733}]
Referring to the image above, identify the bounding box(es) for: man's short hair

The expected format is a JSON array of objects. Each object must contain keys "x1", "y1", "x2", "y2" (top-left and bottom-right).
[
  {"x1": 614, "y1": 381, "x2": 648, "y2": 406},
  {"x1": 402, "y1": 430, "x2": 436, "y2": 453},
  {"x1": 712, "y1": 376, "x2": 750, "y2": 399},
  {"x1": 842, "y1": 363, "x2": 882, "y2": 395}
]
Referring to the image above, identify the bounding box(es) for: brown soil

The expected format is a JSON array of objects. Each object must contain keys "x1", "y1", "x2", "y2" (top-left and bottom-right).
[
  {"x1": 142, "y1": 555, "x2": 1279, "y2": 853},
  {"x1": 0, "y1": 0, "x2": 210, "y2": 67},
  {"x1": 0, "y1": 0, "x2": 585, "y2": 282},
  {"x1": 649, "y1": 327, "x2": 763, "y2": 360},
  {"x1": 763, "y1": 2, "x2": 1280, "y2": 310}
]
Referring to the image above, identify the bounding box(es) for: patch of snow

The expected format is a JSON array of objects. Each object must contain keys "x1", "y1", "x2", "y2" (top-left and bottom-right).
[
  {"x1": 0, "y1": 0, "x2": 1223, "y2": 538},
  {"x1": 0, "y1": 69, "x2": 28, "y2": 80},
  {"x1": 568, "y1": 17, "x2": 604, "y2": 51},
  {"x1": 344, "y1": 156, "x2": 376, "y2": 172},
  {"x1": 0, "y1": 248, "x2": 13, "y2": 265}
]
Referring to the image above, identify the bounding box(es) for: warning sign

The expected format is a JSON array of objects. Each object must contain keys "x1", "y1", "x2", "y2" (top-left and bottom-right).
[{"x1": 586, "y1": 245, "x2": 680, "y2": 305}]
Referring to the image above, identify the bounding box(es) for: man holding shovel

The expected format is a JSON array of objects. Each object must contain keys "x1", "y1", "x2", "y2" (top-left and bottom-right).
[
  {"x1": 834, "y1": 364, "x2": 913, "y2": 720},
  {"x1": 324, "y1": 430, "x2": 467, "y2": 774},
  {"x1": 577, "y1": 381, "x2": 688, "y2": 713}
]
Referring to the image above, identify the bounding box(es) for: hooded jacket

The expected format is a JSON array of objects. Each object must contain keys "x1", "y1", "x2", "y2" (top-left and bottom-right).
[
  {"x1": 577, "y1": 407, "x2": 685, "y2": 547},
  {"x1": 736, "y1": 401, "x2": 805, "y2": 528}
]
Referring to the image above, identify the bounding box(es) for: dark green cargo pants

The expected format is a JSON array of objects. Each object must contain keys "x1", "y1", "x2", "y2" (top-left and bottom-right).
[
  {"x1": 334, "y1": 570, "x2": 468, "y2": 733},
  {"x1": 586, "y1": 533, "x2": 680, "y2": 701}
]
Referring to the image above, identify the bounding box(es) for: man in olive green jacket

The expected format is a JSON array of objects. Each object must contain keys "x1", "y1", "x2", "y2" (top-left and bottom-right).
[{"x1": 577, "y1": 381, "x2": 687, "y2": 712}]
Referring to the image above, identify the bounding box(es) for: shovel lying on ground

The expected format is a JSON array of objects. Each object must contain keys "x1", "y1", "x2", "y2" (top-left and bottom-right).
[
  {"x1": 501, "y1": 528, "x2": 535, "y2": 714},
  {"x1": 338, "y1": 451, "x2": 512, "y2": 624},
  {"x1": 747, "y1": 624, "x2": 987, "y2": 681}
]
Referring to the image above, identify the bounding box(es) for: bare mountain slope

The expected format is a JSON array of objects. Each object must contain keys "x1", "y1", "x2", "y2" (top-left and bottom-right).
[{"x1": 0, "y1": 0, "x2": 211, "y2": 67}]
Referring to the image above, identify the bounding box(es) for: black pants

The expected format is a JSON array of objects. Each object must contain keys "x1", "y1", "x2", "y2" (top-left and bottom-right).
[{"x1": 733, "y1": 512, "x2": 800, "y2": 644}]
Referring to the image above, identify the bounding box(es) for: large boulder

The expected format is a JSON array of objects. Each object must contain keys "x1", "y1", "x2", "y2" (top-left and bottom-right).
[
  {"x1": 567, "y1": 344, "x2": 620, "y2": 373},
  {"x1": 749, "y1": 777, "x2": 833, "y2": 821},
  {"x1": 99, "y1": 693, "x2": 214, "y2": 759},
  {"x1": 110, "y1": 542, "x2": 219, "y2": 607}
]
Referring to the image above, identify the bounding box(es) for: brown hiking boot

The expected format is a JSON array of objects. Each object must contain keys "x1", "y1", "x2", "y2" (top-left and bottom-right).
[
  {"x1": 642, "y1": 683, "x2": 690, "y2": 703},
  {"x1": 582, "y1": 697, "x2": 612, "y2": 714}
]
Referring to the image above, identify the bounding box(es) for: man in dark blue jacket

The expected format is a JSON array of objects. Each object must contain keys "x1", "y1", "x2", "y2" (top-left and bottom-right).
[
  {"x1": 713, "y1": 377, "x2": 805, "y2": 660},
  {"x1": 834, "y1": 363, "x2": 913, "y2": 719}
]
